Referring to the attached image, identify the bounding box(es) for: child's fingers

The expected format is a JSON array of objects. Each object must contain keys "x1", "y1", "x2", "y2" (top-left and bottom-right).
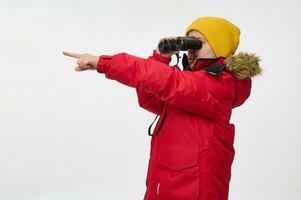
[
  {"x1": 63, "y1": 51, "x2": 81, "y2": 58},
  {"x1": 75, "y1": 66, "x2": 89, "y2": 71},
  {"x1": 75, "y1": 66, "x2": 82, "y2": 71}
]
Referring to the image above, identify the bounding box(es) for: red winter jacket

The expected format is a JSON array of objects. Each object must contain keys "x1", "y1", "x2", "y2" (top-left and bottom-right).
[{"x1": 97, "y1": 50, "x2": 258, "y2": 200}]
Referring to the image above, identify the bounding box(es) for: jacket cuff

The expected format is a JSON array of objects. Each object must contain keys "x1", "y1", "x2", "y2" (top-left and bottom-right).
[
  {"x1": 97, "y1": 55, "x2": 112, "y2": 73},
  {"x1": 151, "y1": 50, "x2": 171, "y2": 64}
]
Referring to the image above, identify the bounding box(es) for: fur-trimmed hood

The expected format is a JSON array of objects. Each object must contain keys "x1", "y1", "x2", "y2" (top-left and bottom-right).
[
  {"x1": 223, "y1": 52, "x2": 262, "y2": 108},
  {"x1": 225, "y1": 52, "x2": 262, "y2": 80},
  {"x1": 182, "y1": 51, "x2": 262, "y2": 108}
]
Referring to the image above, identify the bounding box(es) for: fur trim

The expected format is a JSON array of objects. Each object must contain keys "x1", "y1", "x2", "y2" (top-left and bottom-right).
[{"x1": 225, "y1": 52, "x2": 262, "y2": 80}]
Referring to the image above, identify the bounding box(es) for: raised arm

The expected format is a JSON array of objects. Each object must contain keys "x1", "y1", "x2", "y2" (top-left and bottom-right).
[
  {"x1": 96, "y1": 52, "x2": 223, "y2": 120},
  {"x1": 135, "y1": 50, "x2": 172, "y2": 115}
]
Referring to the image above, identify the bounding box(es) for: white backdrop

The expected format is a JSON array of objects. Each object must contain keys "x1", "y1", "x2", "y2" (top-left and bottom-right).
[{"x1": 1, "y1": 0, "x2": 300, "y2": 199}]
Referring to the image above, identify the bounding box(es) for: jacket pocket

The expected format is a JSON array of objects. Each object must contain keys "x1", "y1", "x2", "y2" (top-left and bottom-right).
[{"x1": 157, "y1": 145, "x2": 200, "y2": 200}]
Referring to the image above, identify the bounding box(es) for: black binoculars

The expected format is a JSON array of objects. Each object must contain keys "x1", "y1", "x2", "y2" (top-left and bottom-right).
[{"x1": 158, "y1": 37, "x2": 202, "y2": 53}]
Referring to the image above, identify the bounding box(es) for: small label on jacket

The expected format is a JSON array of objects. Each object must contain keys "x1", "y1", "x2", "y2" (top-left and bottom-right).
[{"x1": 156, "y1": 183, "x2": 160, "y2": 195}]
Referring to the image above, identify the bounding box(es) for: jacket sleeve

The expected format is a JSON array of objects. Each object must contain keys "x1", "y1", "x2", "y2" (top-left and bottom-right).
[
  {"x1": 135, "y1": 50, "x2": 171, "y2": 115},
  {"x1": 97, "y1": 52, "x2": 222, "y2": 120}
]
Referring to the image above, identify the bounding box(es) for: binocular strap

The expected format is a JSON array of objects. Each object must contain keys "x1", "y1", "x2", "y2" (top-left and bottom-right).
[{"x1": 148, "y1": 102, "x2": 168, "y2": 136}]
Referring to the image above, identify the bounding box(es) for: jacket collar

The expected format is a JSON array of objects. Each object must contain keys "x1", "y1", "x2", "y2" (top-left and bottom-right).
[{"x1": 187, "y1": 57, "x2": 225, "y2": 72}]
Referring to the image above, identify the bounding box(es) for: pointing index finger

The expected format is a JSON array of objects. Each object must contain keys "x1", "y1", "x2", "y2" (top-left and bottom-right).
[{"x1": 63, "y1": 51, "x2": 81, "y2": 58}]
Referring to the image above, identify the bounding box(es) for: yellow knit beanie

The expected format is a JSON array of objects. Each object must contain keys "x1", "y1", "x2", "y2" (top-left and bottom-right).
[{"x1": 185, "y1": 16, "x2": 240, "y2": 58}]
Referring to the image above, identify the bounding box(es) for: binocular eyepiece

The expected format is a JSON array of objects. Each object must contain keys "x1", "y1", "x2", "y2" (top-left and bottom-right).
[{"x1": 158, "y1": 37, "x2": 202, "y2": 53}]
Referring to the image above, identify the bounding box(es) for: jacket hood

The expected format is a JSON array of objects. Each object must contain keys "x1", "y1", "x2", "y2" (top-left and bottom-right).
[
  {"x1": 224, "y1": 52, "x2": 262, "y2": 80},
  {"x1": 225, "y1": 52, "x2": 262, "y2": 108},
  {"x1": 183, "y1": 52, "x2": 262, "y2": 108}
]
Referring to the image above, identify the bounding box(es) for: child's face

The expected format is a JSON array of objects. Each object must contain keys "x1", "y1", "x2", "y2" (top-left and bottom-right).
[{"x1": 187, "y1": 30, "x2": 216, "y2": 67}]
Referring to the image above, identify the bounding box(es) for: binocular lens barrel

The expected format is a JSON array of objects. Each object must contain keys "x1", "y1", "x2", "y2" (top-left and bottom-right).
[{"x1": 159, "y1": 37, "x2": 202, "y2": 53}]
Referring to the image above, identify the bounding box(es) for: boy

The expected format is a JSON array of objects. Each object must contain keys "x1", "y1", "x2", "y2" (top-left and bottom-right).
[{"x1": 63, "y1": 16, "x2": 262, "y2": 200}]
